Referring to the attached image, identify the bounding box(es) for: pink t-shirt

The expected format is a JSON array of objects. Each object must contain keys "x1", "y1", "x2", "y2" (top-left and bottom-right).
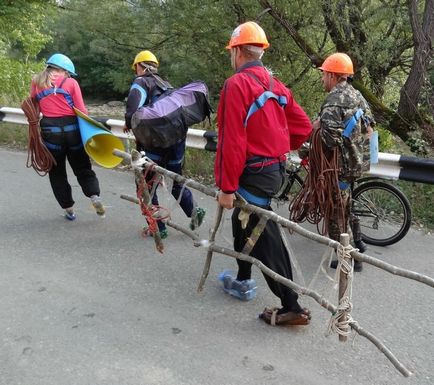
[{"x1": 31, "y1": 74, "x2": 88, "y2": 117}]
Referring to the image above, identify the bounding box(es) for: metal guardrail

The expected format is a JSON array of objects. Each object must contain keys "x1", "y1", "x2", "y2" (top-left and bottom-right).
[{"x1": 1, "y1": 106, "x2": 433, "y2": 184}]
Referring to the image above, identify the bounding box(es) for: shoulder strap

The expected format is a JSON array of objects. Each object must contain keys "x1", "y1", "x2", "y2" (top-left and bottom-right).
[
  {"x1": 150, "y1": 73, "x2": 174, "y2": 92},
  {"x1": 342, "y1": 108, "x2": 364, "y2": 138},
  {"x1": 243, "y1": 72, "x2": 287, "y2": 128},
  {"x1": 35, "y1": 77, "x2": 74, "y2": 109},
  {"x1": 130, "y1": 83, "x2": 148, "y2": 108}
]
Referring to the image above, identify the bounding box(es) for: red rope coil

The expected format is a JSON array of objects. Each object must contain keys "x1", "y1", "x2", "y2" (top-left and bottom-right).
[
  {"x1": 21, "y1": 97, "x2": 56, "y2": 176},
  {"x1": 289, "y1": 129, "x2": 347, "y2": 236}
]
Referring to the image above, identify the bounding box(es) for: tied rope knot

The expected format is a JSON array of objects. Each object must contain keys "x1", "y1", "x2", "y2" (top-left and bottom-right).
[
  {"x1": 327, "y1": 242, "x2": 357, "y2": 337},
  {"x1": 336, "y1": 243, "x2": 356, "y2": 275},
  {"x1": 136, "y1": 159, "x2": 171, "y2": 237}
]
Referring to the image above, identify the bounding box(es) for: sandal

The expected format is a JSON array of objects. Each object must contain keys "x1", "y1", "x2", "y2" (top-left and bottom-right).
[{"x1": 259, "y1": 307, "x2": 311, "y2": 326}]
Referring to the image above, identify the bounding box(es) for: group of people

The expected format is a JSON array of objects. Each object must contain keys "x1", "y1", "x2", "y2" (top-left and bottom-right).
[{"x1": 31, "y1": 20, "x2": 374, "y2": 327}]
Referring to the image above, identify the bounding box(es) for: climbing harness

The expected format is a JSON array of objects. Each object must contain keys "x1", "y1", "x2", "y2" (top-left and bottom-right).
[{"x1": 243, "y1": 72, "x2": 287, "y2": 127}]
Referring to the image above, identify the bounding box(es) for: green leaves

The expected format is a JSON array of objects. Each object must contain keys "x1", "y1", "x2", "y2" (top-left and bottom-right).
[{"x1": 0, "y1": 0, "x2": 56, "y2": 104}]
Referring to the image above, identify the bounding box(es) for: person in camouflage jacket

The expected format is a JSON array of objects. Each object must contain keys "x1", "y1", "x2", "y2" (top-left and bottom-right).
[{"x1": 317, "y1": 53, "x2": 375, "y2": 272}]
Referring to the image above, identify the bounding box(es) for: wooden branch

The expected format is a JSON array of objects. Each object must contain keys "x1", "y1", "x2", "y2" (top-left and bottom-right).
[
  {"x1": 258, "y1": 0, "x2": 323, "y2": 66},
  {"x1": 166, "y1": 216, "x2": 412, "y2": 377},
  {"x1": 338, "y1": 234, "x2": 351, "y2": 342},
  {"x1": 119, "y1": 179, "x2": 414, "y2": 376},
  {"x1": 197, "y1": 205, "x2": 224, "y2": 293},
  {"x1": 131, "y1": 151, "x2": 164, "y2": 253},
  {"x1": 114, "y1": 149, "x2": 434, "y2": 290},
  {"x1": 351, "y1": 323, "x2": 412, "y2": 377}
]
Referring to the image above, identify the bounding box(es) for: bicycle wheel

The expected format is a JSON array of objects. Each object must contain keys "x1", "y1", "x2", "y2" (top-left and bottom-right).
[
  {"x1": 352, "y1": 180, "x2": 412, "y2": 246},
  {"x1": 278, "y1": 172, "x2": 304, "y2": 204}
]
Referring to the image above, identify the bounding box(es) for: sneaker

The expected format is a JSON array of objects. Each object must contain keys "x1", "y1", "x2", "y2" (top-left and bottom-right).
[
  {"x1": 190, "y1": 207, "x2": 206, "y2": 230},
  {"x1": 91, "y1": 195, "x2": 106, "y2": 217},
  {"x1": 142, "y1": 226, "x2": 168, "y2": 239},
  {"x1": 64, "y1": 209, "x2": 76, "y2": 221},
  {"x1": 218, "y1": 270, "x2": 257, "y2": 301}
]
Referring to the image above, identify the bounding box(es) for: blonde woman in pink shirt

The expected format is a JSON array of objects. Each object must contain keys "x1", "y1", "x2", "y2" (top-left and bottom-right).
[{"x1": 31, "y1": 53, "x2": 105, "y2": 220}]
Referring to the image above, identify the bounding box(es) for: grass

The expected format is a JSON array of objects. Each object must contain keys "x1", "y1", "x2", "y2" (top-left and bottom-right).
[
  {"x1": 0, "y1": 123, "x2": 27, "y2": 149},
  {"x1": 397, "y1": 181, "x2": 434, "y2": 230},
  {"x1": 1, "y1": 121, "x2": 432, "y2": 231}
]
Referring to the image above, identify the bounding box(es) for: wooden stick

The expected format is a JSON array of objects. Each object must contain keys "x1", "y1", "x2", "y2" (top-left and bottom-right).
[
  {"x1": 131, "y1": 151, "x2": 164, "y2": 253},
  {"x1": 197, "y1": 205, "x2": 223, "y2": 292},
  {"x1": 338, "y1": 233, "x2": 351, "y2": 342},
  {"x1": 113, "y1": 147, "x2": 434, "y2": 290},
  {"x1": 169, "y1": 218, "x2": 412, "y2": 377},
  {"x1": 120, "y1": 193, "x2": 412, "y2": 377}
]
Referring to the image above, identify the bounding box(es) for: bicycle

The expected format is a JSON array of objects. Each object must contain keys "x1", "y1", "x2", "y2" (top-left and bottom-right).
[{"x1": 276, "y1": 159, "x2": 412, "y2": 246}]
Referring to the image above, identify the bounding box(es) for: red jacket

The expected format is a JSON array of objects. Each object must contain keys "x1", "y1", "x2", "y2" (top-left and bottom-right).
[
  {"x1": 31, "y1": 74, "x2": 87, "y2": 117},
  {"x1": 214, "y1": 62, "x2": 312, "y2": 193}
]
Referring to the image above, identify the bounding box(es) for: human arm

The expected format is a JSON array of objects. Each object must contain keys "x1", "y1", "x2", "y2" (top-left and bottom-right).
[
  {"x1": 283, "y1": 90, "x2": 313, "y2": 150},
  {"x1": 217, "y1": 191, "x2": 235, "y2": 209},
  {"x1": 124, "y1": 80, "x2": 148, "y2": 130},
  {"x1": 214, "y1": 78, "x2": 248, "y2": 194},
  {"x1": 69, "y1": 78, "x2": 88, "y2": 115}
]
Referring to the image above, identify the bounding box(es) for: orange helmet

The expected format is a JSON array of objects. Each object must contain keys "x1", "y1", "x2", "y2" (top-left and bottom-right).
[
  {"x1": 226, "y1": 21, "x2": 270, "y2": 50},
  {"x1": 319, "y1": 53, "x2": 354, "y2": 75}
]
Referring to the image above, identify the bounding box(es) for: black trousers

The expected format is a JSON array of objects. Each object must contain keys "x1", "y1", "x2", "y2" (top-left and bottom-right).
[
  {"x1": 232, "y1": 165, "x2": 302, "y2": 313},
  {"x1": 137, "y1": 140, "x2": 194, "y2": 232},
  {"x1": 41, "y1": 117, "x2": 100, "y2": 209}
]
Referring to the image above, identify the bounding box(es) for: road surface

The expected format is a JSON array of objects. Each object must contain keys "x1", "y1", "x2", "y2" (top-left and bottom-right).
[{"x1": 1, "y1": 148, "x2": 433, "y2": 385}]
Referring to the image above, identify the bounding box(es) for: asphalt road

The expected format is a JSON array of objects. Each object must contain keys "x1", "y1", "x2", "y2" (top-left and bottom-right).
[{"x1": 1, "y1": 148, "x2": 433, "y2": 385}]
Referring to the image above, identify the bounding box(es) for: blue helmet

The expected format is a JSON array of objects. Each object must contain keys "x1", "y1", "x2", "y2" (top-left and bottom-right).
[{"x1": 46, "y1": 53, "x2": 77, "y2": 76}]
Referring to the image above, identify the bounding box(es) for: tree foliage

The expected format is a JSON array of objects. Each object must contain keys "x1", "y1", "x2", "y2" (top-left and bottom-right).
[
  {"x1": 0, "y1": 0, "x2": 56, "y2": 104},
  {"x1": 1, "y1": 0, "x2": 432, "y2": 154}
]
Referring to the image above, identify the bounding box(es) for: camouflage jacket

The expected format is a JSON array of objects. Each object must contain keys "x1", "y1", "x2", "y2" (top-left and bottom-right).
[{"x1": 319, "y1": 81, "x2": 375, "y2": 182}]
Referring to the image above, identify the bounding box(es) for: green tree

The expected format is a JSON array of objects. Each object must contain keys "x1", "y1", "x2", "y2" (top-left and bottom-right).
[{"x1": 0, "y1": 0, "x2": 56, "y2": 104}]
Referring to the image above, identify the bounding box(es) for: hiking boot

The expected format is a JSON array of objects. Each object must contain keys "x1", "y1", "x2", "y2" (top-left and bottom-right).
[
  {"x1": 189, "y1": 207, "x2": 206, "y2": 230},
  {"x1": 354, "y1": 260, "x2": 363, "y2": 272},
  {"x1": 354, "y1": 239, "x2": 367, "y2": 253},
  {"x1": 142, "y1": 226, "x2": 168, "y2": 239},
  {"x1": 218, "y1": 270, "x2": 257, "y2": 301},
  {"x1": 64, "y1": 208, "x2": 76, "y2": 221},
  {"x1": 91, "y1": 195, "x2": 106, "y2": 217},
  {"x1": 159, "y1": 228, "x2": 168, "y2": 239}
]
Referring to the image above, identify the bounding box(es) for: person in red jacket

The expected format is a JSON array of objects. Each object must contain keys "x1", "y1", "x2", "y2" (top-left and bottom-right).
[
  {"x1": 215, "y1": 22, "x2": 313, "y2": 326},
  {"x1": 31, "y1": 53, "x2": 104, "y2": 220}
]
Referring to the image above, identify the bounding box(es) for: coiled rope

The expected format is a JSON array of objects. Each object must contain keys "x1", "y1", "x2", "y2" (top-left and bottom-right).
[
  {"x1": 21, "y1": 97, "x2": 56, "y2": 176},
  {"x1": 289, "y1": 129, "x2": 347, "y2": 236}
]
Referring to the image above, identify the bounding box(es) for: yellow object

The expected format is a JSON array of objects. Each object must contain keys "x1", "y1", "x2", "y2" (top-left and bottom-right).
[
  {"x1": 226, "y1": 21, "x2": 270, "y2": 50},
  {"x1": 131, "y1": 50, "x2": 159, "y2": 70},
  {"x1": 319, "y1": 53, "x2": 354, "y2": 75},
  {"x1": 74, "y1": 108, "x2": 125, "y2": 168}
]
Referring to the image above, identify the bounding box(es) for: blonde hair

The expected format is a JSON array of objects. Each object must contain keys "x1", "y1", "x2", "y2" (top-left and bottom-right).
[{"x1": 33, "y1": 66, "x2": 68, "y2": 89}]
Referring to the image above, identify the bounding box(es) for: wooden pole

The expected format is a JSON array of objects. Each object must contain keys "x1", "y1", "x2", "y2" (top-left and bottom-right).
[
  {"x1": 338, "y1": 233, "x2": 351, "y2": 342},
  {"x1": 197, "y1": 205, "x2": 223, "y2": 292},
  {"x1": 113, "y1": 148, "x2": 434, "y2": 289}
]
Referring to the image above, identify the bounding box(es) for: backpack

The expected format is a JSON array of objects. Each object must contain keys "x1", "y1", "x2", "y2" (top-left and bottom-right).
[{"x1": 131, "y1": 80, "x2": 212, "y2": 149}]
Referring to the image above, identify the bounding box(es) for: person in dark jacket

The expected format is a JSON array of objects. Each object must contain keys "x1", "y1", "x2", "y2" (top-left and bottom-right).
[
  {"x1": 124, "y1": 50, "x2": 205, "y2": 239},
  {"x1": 31, "y1": 53, "x2": 105, "y2": 220},
  {"x1": 316, "y1": 53, "x2": 375, "y2": 272},
  {"x1": 215, "y1": 22, "x2": 313, "y2": 326}
]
